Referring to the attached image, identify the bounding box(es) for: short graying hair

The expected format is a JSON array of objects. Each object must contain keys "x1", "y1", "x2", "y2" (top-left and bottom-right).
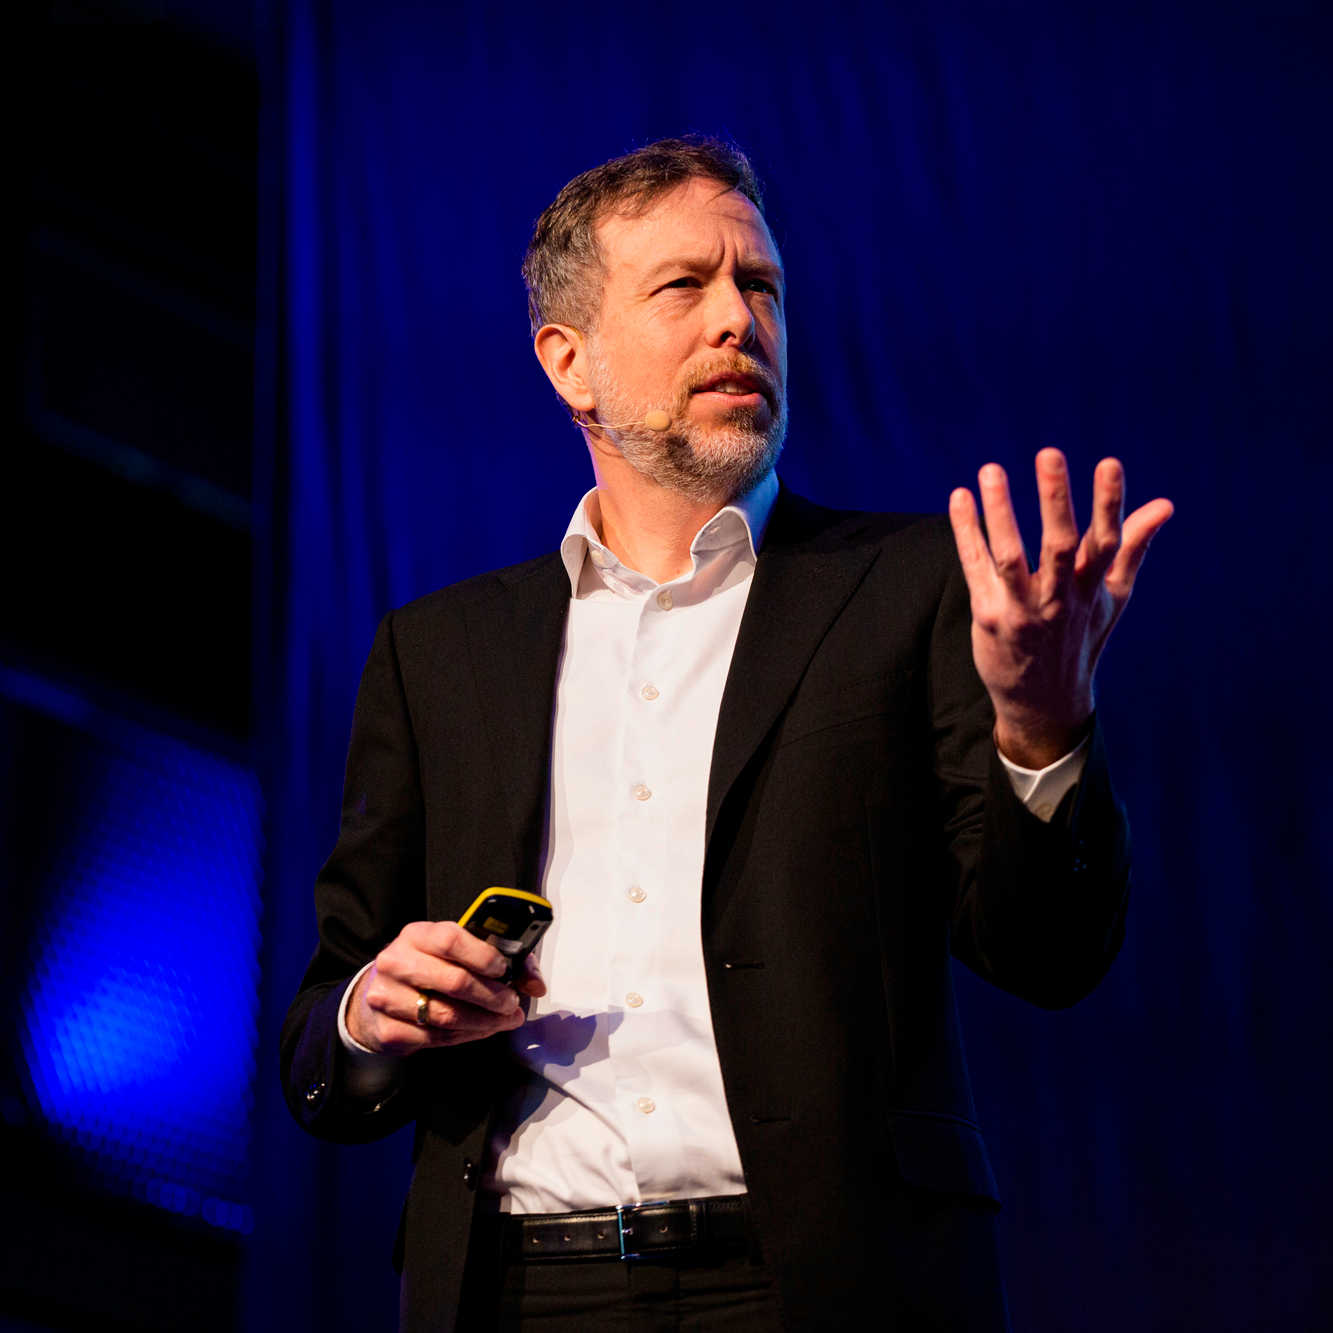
[{"x1": 521, "y1": 135, "x2": 766, "y2": 338}]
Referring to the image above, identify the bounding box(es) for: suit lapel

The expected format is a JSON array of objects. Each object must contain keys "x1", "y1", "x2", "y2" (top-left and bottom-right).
[
  {"x1": 705, "y1": 488, "x2": 883, "y2": 854},
  {"x1": 463, "y1": 555, "x2": 570, "y2": 889}
]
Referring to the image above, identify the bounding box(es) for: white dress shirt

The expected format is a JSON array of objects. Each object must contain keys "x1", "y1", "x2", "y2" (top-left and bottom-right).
[{"x1": 338, "y1": 474, "x2": 1087, "y2": 1215}]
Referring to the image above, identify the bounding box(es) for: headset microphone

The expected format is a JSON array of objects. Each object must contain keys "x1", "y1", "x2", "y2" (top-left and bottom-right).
[{"x1": 576, "y1": 409, "x2": 671, "y2": 433}]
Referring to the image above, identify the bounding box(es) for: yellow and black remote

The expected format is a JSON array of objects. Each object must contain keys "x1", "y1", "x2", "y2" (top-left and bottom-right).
[{"x1": 457, "y1": 887, "x2": 553, "y2": 983}]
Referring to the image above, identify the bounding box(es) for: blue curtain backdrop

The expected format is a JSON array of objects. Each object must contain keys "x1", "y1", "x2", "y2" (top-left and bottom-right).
[{"x1": 250, "y1": 2, "x2": 1332, "y2": 1328}]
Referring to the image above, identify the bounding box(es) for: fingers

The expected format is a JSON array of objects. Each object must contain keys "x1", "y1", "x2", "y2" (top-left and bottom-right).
[
  {"x1": 976, "y1": 463, "x2": 1030, "y2": 597},
  {"x1": 409, "y1": 984, "x2": 524, "y2": 1038},
  {"x1": 1075, "y1": 457, "x2": 1124, "y2": 588},
  {"x1": 352, "y1": 920, "x2": 535, "y2": 1054},
  {"x1": 948, "y1": 485, "x2": 994, "y2": 599},
  {"x1": 1105, "y1": 496, "x2": 1174, "y2": 602},
  {"x1": 383, "y1": 923, "x2": 519, "y2": 1015},
  {"x1": 515, "y1": 951, "x2": 548, "y2": 998},
  {"x1": 359, "y1": 966, "x2": 524, "y2": 1052},
  {"x1": 954, "y1": 453, "x2": 1169, "y2": 612},
  {"x1": 408, "y1": 919, "x2": 508, "y2": 979},
  {"x1": 947, "y1": 467, "x2": 1029, "y2": 614},
  {"x1": 1034, "y1": 448, "x2": 1079, "y2": 594}
]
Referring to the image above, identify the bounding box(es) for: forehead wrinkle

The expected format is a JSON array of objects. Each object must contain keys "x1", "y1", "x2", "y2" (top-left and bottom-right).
[
  {"x1": 617, "y1": 257, "x2": 782, "y2": 307},
  {"x1": 614, "y1": 232, "x2": 784, "y2": 287}
]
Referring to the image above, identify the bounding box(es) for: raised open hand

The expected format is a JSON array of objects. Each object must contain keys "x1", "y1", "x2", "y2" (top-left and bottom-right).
[{"x1": 948, "y1": 448, "x2": 1174, "y2": 769}]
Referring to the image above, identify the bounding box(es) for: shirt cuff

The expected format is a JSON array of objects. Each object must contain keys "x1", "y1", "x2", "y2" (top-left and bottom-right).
[
  {"x1": 337, "y1": 960, "x2": 403, "y2": 1098},
  {"x1": 998, "y1": 734, "x2": 1090, "y2": 823}
]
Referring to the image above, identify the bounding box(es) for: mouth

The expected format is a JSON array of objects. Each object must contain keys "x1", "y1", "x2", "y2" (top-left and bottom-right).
[{"x1": 690, "y1": 370, "x2": 772, "y2": 409}]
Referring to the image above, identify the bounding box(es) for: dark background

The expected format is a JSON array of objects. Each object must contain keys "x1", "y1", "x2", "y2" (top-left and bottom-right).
[{"x1": 5, "y1": 1, "x2": 1330, "y2": 1329}]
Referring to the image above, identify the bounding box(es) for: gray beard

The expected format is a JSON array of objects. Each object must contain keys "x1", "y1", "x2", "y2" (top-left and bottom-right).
[
  {"x1": 588, "y1": 361, "x2": 788, "y2": 504},
  {"x1": 616, "y1": 411, "x2": 787, "y2": 503}
]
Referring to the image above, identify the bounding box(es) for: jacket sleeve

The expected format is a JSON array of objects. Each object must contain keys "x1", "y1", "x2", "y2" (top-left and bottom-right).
[
  {"x1": 929, "y1": 550, "x2": 1132, "y2": 1010},
  {"x1": 279, "y1": 611, "x2": 430, "y2": 1143}
]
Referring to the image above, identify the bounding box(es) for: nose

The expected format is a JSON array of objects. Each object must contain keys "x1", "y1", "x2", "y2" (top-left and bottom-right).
[{"x1": 704, "y1": 280, "x2": 756, "y2": 349}]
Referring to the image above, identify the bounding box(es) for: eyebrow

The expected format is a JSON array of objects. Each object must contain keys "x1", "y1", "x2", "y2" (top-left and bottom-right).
[{"x1": 638, "y1": 254, "x2": 785, "y2": 286}]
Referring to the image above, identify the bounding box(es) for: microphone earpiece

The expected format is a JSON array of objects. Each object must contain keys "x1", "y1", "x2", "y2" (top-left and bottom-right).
[{"x1": 575, "y1": 409, "x2": 671, "y2": 433}]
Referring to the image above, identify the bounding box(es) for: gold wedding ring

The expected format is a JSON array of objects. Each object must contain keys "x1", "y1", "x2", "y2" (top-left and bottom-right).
[{"x1": 415, "y1": 990, "x2": 431, "y2": 1027}]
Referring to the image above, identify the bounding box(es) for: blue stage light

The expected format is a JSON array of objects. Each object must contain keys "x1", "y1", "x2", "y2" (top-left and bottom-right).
[{"x1": 15, "y1": 706, "x2": 263, "y2": 1233}]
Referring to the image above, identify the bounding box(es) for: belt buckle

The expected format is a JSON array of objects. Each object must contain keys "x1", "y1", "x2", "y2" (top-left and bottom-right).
[
  {"x1": 616, "y1": 1200, "x2": 665, "y2": 1261},
  {"x1": 615, "y1": 1203, "x2": 639, "y2": 1260}
]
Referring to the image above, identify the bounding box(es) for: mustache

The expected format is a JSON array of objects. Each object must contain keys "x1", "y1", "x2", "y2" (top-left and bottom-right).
[{"x1": 682, "y1": 355, "x2": 780, "y2": 404}]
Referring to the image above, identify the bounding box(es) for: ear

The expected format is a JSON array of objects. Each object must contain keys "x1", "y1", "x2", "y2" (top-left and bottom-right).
[{"x1": 533, "y1": 323, "x2": 596, "y2": 415}]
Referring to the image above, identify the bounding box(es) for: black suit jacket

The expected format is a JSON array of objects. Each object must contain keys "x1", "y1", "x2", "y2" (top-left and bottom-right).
[{"x1": 281, "y1": 488, "x2": 1130, "y2": 1330}]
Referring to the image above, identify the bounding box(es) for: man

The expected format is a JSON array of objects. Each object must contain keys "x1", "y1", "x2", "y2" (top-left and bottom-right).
[{"x1": 281, "y1": 137, "x2": 1172, "y2": 1330}]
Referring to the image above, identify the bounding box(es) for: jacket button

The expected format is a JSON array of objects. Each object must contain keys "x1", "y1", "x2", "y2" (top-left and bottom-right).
[
  {"x1": 462, "y1": 1159, "x2": 477, "y2": 1189},
  {"x1": 304, "y1": 1081, "x2": 326, "y2": 1106}
]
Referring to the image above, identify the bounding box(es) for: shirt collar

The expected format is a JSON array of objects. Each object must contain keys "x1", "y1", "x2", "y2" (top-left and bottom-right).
[{"x1": 558, "y1": 469, "x2": 779, "y2": 597}]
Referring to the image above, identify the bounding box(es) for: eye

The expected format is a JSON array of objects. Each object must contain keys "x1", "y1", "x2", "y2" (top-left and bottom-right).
[
  {"x1": 660, "y1": 276, "x2": 700, "y2": 291},
  {"x1": 743, "y1": 278, "x2": 778, "y2": 294}
]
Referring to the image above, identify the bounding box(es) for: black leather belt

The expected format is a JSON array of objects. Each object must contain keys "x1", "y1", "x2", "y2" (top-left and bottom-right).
[{"x1": 501, "y1": 1194, "x2": 751, "y2": 1262}]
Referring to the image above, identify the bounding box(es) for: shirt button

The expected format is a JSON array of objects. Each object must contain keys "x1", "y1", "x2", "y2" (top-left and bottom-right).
[
  {"x1": 640, "y1": 683, "x2": 659, "y2": 701},
  {"x1": 590, "y1": 548, "x2": 606, "y2": 566},
  {"x1": 1033, "y1": 801, "x2": 1055, "y2": 821},
  {"x1": 627, "y1": 885, "x2": 647, "y2": 903},
  {"x1": 656, "y1": 589, "x2": 673, "y2": 610},
  {"x1": 632, "y1": 784, "x2": 652, "y2": 802},
  {"x1": 636, "y1": 1097, "x2": 656, "y2": 1115},
  {"x1": 625, "y1": 992, "x2": 644, "y2": 1008}
]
